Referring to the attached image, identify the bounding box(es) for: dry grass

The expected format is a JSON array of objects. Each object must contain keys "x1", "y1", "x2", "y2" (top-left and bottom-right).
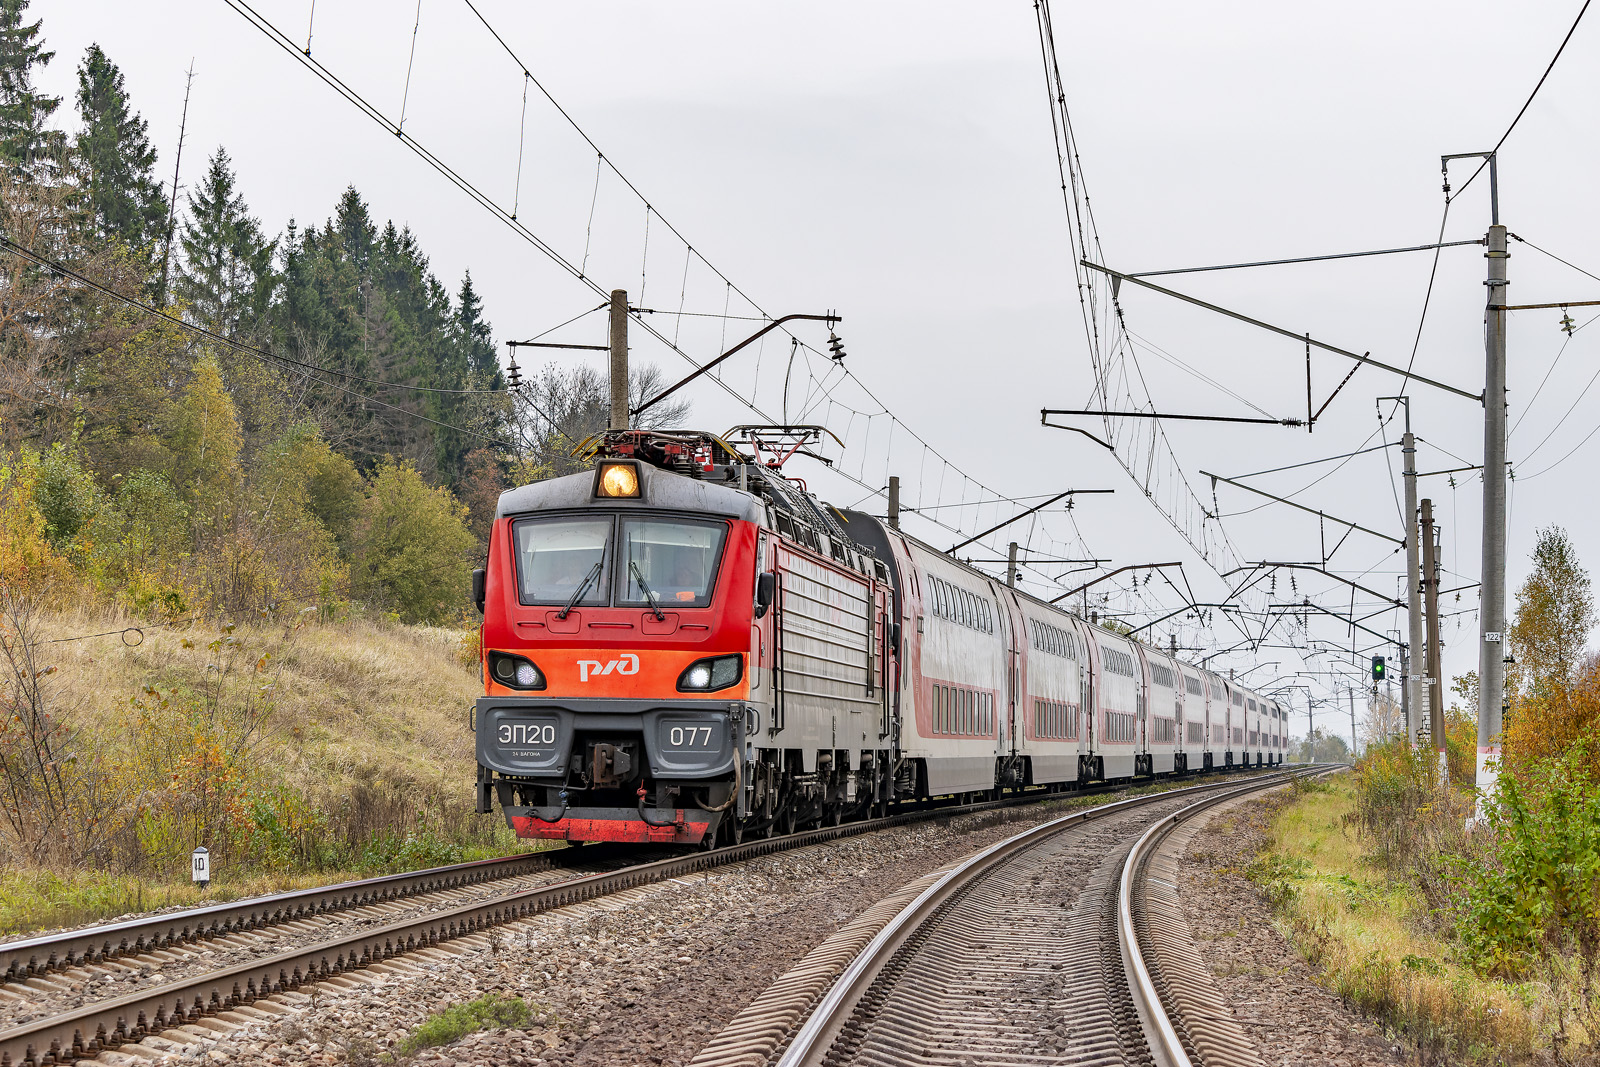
[
  {"x1": 1259, "y1": 777, "x2": 1545, "y2": 1063},
  {"x1": 1, "y1": 603, "x2": 546, "y2": 936},
  {"x1": 36, "y1": 604, "x2": 478, "y2": 791},
  {"x1": 0, "y1": 865, "x2": 403, "y2": 938}
]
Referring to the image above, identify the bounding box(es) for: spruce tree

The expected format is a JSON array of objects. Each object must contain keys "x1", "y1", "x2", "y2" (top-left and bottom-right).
[
  {"x1": 176, "y1": 147, "x2": 275, "y2": 339},
  {"x1": 75, "y1": 44, "x2": 167, "y2": 248},
  {"x1": 333, "y1": 186, "x2": 374, "y2": 277},
  {"x1": 455, "y1": 272, "x2": 501, "y2": 387},
  {"x1": 0, "y1": 0, "x2": 61, "y2": 173}
]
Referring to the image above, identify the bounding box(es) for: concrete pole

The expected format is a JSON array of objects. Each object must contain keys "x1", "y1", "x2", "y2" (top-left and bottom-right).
[
  {"x1": 1384, "y1": 665, "x2": 1393, "y2": 739},
  {"x1": 1477, "y1": 223, "x2": 1509, "y2": 817},
  {"x1": 608, "y1": 289, "x2": 629, "y2": 430},
  {"x1": 1007, "y1": 542, "x2": 1018, "y2": 588},
  {"x1": 1371, "y1": 678, "x2": 1381, "y2": 741},
  {"x1": 1348, "y1": 685, "x2": 1358, "y2": 758},
  {"x1": 1398, "y1": 643, "x2": 1410, "y2": 738},
  {"x1": 1422, "y1": 498, "x2": 1446, "y2": 783},
  {"x1": 888, "y1": 476, "x2": 900, "y2": 529},
  {"x1": 1305, "y1": 695, "x2": 1313, "y2": 759},
  {"x1": 1399, "y1": 419, "x2": 1424, "y2": 749}
]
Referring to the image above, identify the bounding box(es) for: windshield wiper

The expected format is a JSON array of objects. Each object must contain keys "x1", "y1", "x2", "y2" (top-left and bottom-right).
[
  {"x1": 556, "y1": 557, "x2": 604, "y2": 619},
  {"x1": 630, "y1": 560, "x2": 667, "y2": 621}
]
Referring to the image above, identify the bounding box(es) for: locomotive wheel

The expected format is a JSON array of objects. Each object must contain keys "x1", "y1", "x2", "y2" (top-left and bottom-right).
[
  {"x1": 727, "y1": 818, "x2": 745, "y2": 846},
  {"x1": 776, "y1": 804, "x2": 796, "y2": 837}
]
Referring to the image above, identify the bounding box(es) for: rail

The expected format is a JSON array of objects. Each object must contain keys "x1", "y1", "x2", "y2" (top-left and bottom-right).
[
  {"x1": 1, "y1": 772, "x2": 1236, "y2": 1067},
  {"x1": 1119, "y1": 766, "x2": 1332, "y2": 1067},
  {"x1": 773, "y1": 769, "x2": 1311, "y2": 1066},
  {"x1": 0, "y1": 847, "x2": 588, "y2": 987}
]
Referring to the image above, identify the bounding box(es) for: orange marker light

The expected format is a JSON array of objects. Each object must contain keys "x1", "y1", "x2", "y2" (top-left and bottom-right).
[{"x1": 597, "y1": 462, "x2": 640, "y2": 498}]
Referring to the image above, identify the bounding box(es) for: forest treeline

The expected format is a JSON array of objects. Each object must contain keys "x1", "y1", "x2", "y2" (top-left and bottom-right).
[
  {"x1": 0, "y1": 0, "x2": 691, "y2": 901},
  {"x1": 0, "y1": 0, "x2": 685, "y2": 625}
]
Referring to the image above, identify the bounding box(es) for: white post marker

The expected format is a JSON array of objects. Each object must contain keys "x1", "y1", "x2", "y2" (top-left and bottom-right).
[{"x1": 191, "y1": 845, "x2": 210, "y2": 890}]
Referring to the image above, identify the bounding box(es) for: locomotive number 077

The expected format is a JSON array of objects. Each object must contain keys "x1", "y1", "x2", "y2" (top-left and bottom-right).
[{"x1": 668, "y1": 726, "x2": 714, "y2": 747}]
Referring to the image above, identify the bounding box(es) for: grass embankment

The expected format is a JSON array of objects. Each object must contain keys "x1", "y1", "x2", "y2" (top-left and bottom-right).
[
  {"x1": 1256, "y1": 776, "x2": 1541, "y2": 1062},
  {"x1": 1, "y1": 605, "x2": 545, "y2": 937}
]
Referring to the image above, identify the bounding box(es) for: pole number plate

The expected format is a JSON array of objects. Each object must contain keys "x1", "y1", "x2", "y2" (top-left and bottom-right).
[{"x1": 1485, "y1": 631, "x2": 1502, "y2": 643}]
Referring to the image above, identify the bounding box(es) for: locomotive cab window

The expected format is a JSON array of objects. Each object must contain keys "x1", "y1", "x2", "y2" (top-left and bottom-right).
[
  {"x1": 617, "y1": 518, "x2": 728, "y2": 608},
  {"x1": 512, "y1": 516, "x2": 614, "y2": 607}
]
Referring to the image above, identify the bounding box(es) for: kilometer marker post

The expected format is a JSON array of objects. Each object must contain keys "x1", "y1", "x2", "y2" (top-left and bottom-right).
[{"x1": 191, "y1": 845, "x2": 211, "y2": 891}]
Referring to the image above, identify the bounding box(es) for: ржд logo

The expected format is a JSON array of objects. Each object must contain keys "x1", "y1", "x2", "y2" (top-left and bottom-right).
[{"x1": 577, "y1": 653, "x2": 640, "y2": 682}]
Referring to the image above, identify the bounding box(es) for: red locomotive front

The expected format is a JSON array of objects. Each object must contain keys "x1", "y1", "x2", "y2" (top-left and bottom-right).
[{"x1": 473, "y1": 436, "x2": 770, "y2": 846}]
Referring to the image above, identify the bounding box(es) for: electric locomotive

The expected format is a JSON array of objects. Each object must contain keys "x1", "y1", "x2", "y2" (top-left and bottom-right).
[{"x1": 471, "y1": 427, "x2": 1285, "y2": 847}]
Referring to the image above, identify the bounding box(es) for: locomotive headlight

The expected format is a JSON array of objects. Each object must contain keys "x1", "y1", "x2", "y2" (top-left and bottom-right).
[
  {"x1": 596, "y1": 462, "x2": 640, "y2": 498},
  {"x1": 489, "y1": 652, "x2": 546, "y2": 691},
  {"x1": 677, "y1": 654, "x2": 742, "y2": 692}
]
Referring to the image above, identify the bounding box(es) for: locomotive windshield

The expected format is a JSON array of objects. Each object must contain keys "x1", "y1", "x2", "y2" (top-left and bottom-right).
[
  {"x1": 617, "y1": 517, "x2": 727, "y2": 609},
  {"x1": 511, "y1": 514, "x2": 727, "y2": 609},
  {"x1": 513, "y1": 517, "x2": 613, "y2": 606}
]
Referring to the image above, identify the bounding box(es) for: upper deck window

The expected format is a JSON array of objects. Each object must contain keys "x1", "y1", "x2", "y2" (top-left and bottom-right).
[
  {"x1": 617, "y1": 517, "x2": 728, "y2": 609},
  {"x1": 513, "y1": 516, "x2": 614, "y2": 607}
]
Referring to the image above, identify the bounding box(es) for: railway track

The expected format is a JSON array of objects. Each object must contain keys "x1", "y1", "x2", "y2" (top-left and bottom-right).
[
  {"x1": 0, "y1": 770, "x2": 1289, "y2": 1067},
  {"x1": 695, "y1": 768, "x2": 1324, "y2": 1067},
  {"x1": 0, "y1": 843, "x2": 651, "y2": 993}
]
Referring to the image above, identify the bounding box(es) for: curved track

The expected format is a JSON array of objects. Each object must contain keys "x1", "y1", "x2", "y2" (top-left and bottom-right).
[
  {"x1": 0, "y1": 771, "x2": 1291, "y2": 1067},
  {"x1": 754, "y1": 769, "x2": 1322, "y2": 1067}
]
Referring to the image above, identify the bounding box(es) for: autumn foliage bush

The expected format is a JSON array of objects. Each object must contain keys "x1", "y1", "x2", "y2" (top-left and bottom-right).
[{"x1": 1341, "y1": 526, "x2": 1600, "y2": 1059}]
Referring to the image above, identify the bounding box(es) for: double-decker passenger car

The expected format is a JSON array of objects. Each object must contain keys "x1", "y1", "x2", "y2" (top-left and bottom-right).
[{"x1": 472, "y1": 429, "x2": 1284, "y2": 846}]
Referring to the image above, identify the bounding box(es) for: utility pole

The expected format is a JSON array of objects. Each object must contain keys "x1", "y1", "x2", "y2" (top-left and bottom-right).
[
  {"x1": 1348, "y1": 685, "x2": 1358, "y2": 758},
  {"x1": 1371, "y1": 673, "x2": 1380, "y2": 741},
  {"x1": 1479, "y1": 190, "x2": 1508, "y2": 819},
  {"x1": 1399, "y1": 642, "x2": 1410, "y2": 736},
  {"x1": 1442, "y1": 150, "x2": 1508, "y2": 820},
  {"x1": 1007, "y1": 542, "x2": 1018, "y2": 588},
  {"x1": 888, "y1": 476, "x2": 900, "y2": 529},
  {"x1": 608, "y1": 289, "x2": 629, "y2": 430},
  {"x1": 1401, "y1": 410, "x2": 1424, "y2": 751},
  {"x1": 1422, "y1": 497, "x2": 1446, "y2": 783},
  {"x1": 1384, "y1": 659, "x2": 1393, "y2": 739},
  {"x1": 1306, "y1": 695, "x2": 1313, "y2": 760}
]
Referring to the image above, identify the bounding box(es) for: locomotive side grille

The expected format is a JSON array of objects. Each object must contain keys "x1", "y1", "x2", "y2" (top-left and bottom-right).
[{"x1": 776, "y1": 545, "x2": 878, "y2": 716}]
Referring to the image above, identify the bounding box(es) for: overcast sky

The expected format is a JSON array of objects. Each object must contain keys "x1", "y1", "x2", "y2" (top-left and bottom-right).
[{"x1": 36, "y1": 1, "x2": 1600, "y2": 746}]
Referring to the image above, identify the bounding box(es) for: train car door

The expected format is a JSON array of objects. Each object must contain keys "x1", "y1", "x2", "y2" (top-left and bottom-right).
[
  {"x1": 1006, "y1": 600, "x2": 1020, "y2": 761},
  {"x1": 753, "y1": 531, "x2": 770, "y2": 694},
  {"x1": 874, "y1": 581, "x2": 891, "y2": 739}
]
